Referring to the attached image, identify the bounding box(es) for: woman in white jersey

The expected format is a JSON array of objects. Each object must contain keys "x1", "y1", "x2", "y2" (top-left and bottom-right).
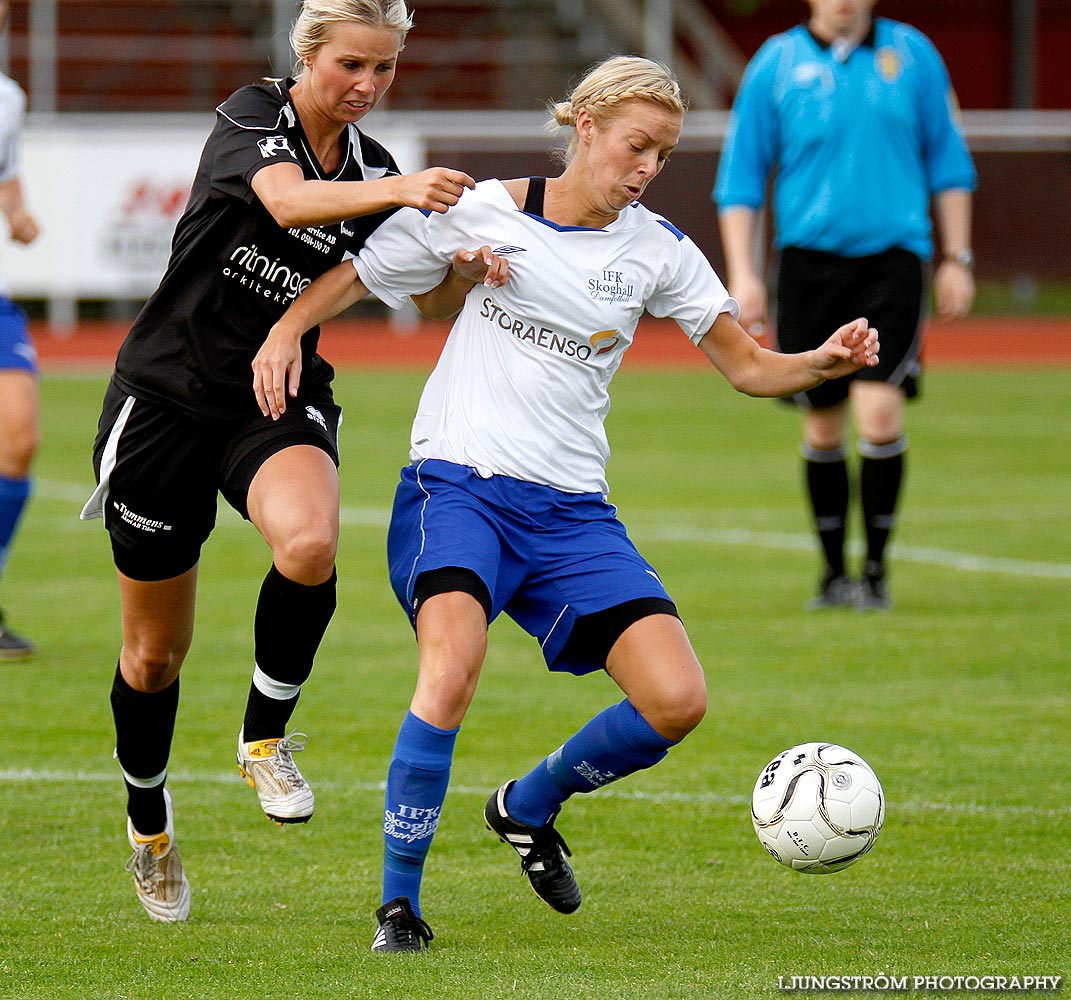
[{"x1": 259, "y1": 55, "x2": 879, "y2": 951}]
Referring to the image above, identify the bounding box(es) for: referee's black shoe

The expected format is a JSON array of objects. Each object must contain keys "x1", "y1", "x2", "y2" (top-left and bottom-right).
[
  {"x1": 805, "y1": 570, "x2": 855, "y2": 610},
  {"x1": 484, "y1": 780, "x2": 582, "y2": 914},
  {"x1": 854, "y1": 561, "x2": 892, "y2": 611},
  {"x1": 371, "y1": 896, "x2": 433, "y2": 953},
  {"x1": 0, "y1": 610, "x2": 34, "y2": 662}
]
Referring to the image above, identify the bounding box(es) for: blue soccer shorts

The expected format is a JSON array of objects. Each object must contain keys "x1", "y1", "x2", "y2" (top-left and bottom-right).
[
  {"x1": 386, "y1": 458, "x2": 675, "y2": 675},
  {"x1": 0, "y1": 298, "x2": 37, "y2": 373}
]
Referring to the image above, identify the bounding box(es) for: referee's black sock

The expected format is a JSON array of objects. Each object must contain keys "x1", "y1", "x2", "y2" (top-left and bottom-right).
[
  {"x1": 242, "y1": 564, "x2": 336, "y2": 742},
  {"x1": 111, "y1": 663, "x2": 179, "y2": 836},
  {"x1": 859, "y1": 438, "x2": 906, "y2": 574},
  {"x1": 803, "y1": 445, "x2": 849, "y2": 579}
]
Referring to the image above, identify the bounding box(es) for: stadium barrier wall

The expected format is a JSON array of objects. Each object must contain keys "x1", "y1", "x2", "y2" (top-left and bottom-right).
[{"x1": 6, "y1": 110, "x2": 1069, "y2": 328}]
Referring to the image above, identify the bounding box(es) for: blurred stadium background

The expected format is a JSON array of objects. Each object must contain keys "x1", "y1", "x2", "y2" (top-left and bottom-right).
[{"x1": 0, "y1": 0, "x2": 1068, "y2": 333}]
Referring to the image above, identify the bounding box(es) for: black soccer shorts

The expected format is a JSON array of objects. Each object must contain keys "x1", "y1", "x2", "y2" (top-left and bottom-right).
[
  {"x1": 774, "y1": 246, "x2": 926, "y2": 408},
  {"x1": 83, "y1": 378, "x2": 341, "y2": 580}
]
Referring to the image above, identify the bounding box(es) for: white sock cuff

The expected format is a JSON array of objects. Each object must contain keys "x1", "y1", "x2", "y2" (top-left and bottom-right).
[
  {"x1": 119, "y1": 765, "x2": 167, "y2": 789},
  {"x1": 253, "y1": 664, "x2": 302, "y2": 702},
  {"x1": 801, "y1": 443, "x2": 848, "y2": 463},
  {"x1": 858, "y1": 436, "x2": 908, "y2": 460}
]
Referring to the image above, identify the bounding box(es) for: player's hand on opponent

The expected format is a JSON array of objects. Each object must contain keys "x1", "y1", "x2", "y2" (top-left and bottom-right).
[
  {"x1": 396, "y1": 168, "x2": 476, "y2": 214},
  {"x1": 252, "y1": 324, "x2": 303, "y2": 420},
  {"x1": 451, "y1": 245, "x2": 510, "y2": 289},
  {"x1": 811, "y1": 318, "x2": 879, "y2": 380}
]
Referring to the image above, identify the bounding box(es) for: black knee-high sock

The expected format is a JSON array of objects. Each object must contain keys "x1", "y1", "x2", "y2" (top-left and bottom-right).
[
  {"x1": 859, "y1": 438, "x2": 906, "y2": 572},
  {"x1": 242, "y1": 565, "x2": 337, "y2": 742},
  {"x1": 803, "y1": 445, "x2": 849, "y2": 578},
  {"x1": 111, "y1": 664, "x2": 179, "y2": 835}
]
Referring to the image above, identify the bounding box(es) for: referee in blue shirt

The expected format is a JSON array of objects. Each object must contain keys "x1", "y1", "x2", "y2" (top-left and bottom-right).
[{"x1": 714, "y1": 0, "x2": 976, "y2": 610}]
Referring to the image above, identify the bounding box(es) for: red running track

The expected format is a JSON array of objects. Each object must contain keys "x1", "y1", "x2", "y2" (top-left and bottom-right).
[{"x1": 31, "y1": 316, "x2": 1071, "y2": 370}]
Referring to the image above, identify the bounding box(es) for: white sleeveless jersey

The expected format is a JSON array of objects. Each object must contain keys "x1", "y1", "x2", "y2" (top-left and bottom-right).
[{"x1": 355, "y1": 179, "x2": 738, "y2": 495}]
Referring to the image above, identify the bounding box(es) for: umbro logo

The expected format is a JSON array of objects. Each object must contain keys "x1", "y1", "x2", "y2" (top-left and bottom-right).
[
  {"x1": 258, "y1": 134, "x2": 295, "y2": 159},
  {"x1": 492, "y1": 245, "x2": 527, "y2": 255}
]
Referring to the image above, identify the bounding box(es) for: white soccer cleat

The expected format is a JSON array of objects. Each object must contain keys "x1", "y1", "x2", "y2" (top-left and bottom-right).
[
  {"x1": 237, "y1": 729, "x2": 315, "y2": 825},
  {"x1": 125, "y1": 788, "x2": 191, "y2": 923}
]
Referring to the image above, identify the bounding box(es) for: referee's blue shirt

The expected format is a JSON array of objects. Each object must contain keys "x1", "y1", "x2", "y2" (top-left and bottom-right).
[{"x1": 713, "y1": 18, "x2": 977, "y2": 260}]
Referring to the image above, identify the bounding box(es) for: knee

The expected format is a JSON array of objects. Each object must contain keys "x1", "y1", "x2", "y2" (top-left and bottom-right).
[
  {"x1": 645, "y1": 674, "x2": 707, "y2": 743},
  {"x1": 857, "y1": 420, "x2": 903, "y2": 448},
  {"x1": 668, "y1": 681, "x2": 708, "y2": 740},
  {"x1": 272, "y1": 522, "x2": 338, "y2": 584},
  {"x1": 0, "y1": 424, "x2": 38, "y2": 478},
  {"x1": 412, "y1": 610, "x2": 487, "y2": 729},
  {"x1": 421, "y1": 662, "x2": 478, "y2": 715},
  {"x1": 121, "y1": 640, "x2": 189, "y2": 691},
  {"x1": 805, "y1": 429, "x2": 844, "y2": 453}
]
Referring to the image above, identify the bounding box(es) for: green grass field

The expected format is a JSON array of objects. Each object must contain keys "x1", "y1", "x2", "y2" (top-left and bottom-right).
[{"x1": 2, "y1": 364, "x2": 1068, "y2": 999}]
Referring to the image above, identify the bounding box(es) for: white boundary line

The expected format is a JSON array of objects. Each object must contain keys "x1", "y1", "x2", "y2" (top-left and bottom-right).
[
  {"x1": 640, "y1": 524, "x2": 1071, "y2": 580},
  {"x1": 44, "y1": 479, "x2": 1071, "y2": 581},
  {"x1": 1, "y1": 768, "x2": 1066, "y2": 818}
]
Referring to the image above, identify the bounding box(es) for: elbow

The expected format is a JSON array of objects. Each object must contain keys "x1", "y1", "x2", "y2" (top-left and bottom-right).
[
  {"x1": 730, "y1": 372, "x2": 783, "y2": 399},
  {"x1": 732, "y1": 379, "x2": 763, "y2": 398},
  {"x1": 266, "y1": 205, "x2": 304, "y2": 230},
  {"x1": 260, "y1": 191, "x2": 312, "y2": 230},
  {"x1": 420, "y1": 306, "x2": 460, "y2": 323},
  {"x1": 723, "y1": 365, "x2": 764, "y2": 397}
]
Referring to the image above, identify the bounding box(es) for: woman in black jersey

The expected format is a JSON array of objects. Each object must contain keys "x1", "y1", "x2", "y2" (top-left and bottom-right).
[{"x1": 80, "y1": 0, "x2": 477, "y2": 923}]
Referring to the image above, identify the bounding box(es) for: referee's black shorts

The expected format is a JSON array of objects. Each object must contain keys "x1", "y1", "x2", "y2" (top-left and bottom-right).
[
  {"x1": 774, "y1": 246, "x2": 926, "y2": 409},
  {"x1": 82, "y1": 377, "x2": 342, "y2": 581}
]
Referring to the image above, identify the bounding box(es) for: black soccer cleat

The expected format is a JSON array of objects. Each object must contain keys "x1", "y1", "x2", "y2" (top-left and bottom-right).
[
  {"x1": 805, "y1": 569, "x2": 855, "y2": 610},
  {"x1": 0, "y1": 609, "x2": 34, "y2": 662},
  {"x1": 854, "y1": 561, "x2": 892, "y2": 611},
  {"x1": 371, "y1": 896, "x2": 433, "y2": 953},
  {"x1": 484, "y1": 780, "x2": 581, "y2": 914}
]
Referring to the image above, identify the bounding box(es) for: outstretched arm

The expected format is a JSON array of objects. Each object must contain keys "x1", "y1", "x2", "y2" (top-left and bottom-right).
[
  {"x1": 411, "y1": 245, "x2": 510, "y2": 321},
  {"x1": 253, "y1": 260, "x2": 367, "y2": 420},
  {"x1": 251, "y1": 162, "x2": 476, "y2": 229},
  {"x1": 698, "y1": 311, "x2": 879, "y2": 398}
]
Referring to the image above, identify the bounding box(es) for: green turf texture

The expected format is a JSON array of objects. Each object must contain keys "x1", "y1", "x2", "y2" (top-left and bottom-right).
[{"x1": 2, "y1": 365, "x2": 1068, "y2": 999}]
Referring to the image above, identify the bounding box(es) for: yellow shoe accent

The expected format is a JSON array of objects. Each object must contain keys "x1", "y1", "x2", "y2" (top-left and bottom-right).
[
  {"x1": 236, "y1": 729, "x2": 314, "y2": 823},
  {"x1": 125, "y1": 790, "x2": 191, "y2": 922}
]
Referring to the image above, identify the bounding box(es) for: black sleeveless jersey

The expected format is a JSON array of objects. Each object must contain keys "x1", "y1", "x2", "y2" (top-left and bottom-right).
[{"x1": 112, "y1": 78, "x2": 400, "y2": 421}]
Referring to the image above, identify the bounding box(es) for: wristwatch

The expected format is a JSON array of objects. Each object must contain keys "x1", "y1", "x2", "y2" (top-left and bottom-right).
[{"x1": 944, "y1": 249, "x2": 974, "y2": 270}]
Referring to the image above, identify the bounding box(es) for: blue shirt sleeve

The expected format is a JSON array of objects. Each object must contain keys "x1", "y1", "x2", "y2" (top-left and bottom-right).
[
  {"x1": 904, "y1": 27, "x2": 976, "y2": 194},
  {"x1": 713, "y1": 37, "x2": 784, "y2": 211}
]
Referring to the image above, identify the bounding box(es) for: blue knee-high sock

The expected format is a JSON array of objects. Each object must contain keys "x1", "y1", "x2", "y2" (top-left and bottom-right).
[
  {"x1": 0, "y1": 474, "x2": 32, "y2": 583},
  {"x1": 506, "y1": 699, "x2": 678, "y2": 828},
  {"x1": 382, "y1": 711, "x2": 458, "y2": 916}
]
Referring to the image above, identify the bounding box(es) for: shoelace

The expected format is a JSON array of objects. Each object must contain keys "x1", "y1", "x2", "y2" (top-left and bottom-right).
[
  {"x1": 521, "y1": 825, "x2": 572, "y2": 875},
  {"x1": 271, "y1": 732, "x2": 309, "y2": 787},
  {"x1": 125, "y1": 843, "x2": 164, "y2": 892},
  {"x1": 387, "y1": 915, "x2": 434, "y2": 947}
]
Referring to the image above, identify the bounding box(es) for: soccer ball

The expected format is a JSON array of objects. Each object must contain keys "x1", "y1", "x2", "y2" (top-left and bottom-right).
[{"x1": 751, "y1": 742, "x2": 884, "y2": 874}]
